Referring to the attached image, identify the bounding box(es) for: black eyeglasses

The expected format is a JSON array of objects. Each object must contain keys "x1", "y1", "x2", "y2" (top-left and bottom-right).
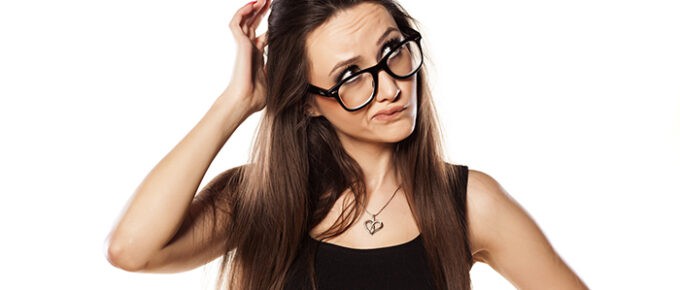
[{"x1": 307, "y1": 27, "x2": 423, "y2": 112}]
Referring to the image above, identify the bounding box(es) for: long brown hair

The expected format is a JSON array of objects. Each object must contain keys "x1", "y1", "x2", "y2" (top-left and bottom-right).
[{"x1": 212, "y1": 0, "x2": 472, "y2": 289}]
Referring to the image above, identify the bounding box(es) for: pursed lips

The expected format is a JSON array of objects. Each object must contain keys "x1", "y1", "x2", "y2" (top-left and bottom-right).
[{"x1": 372, "y1": 105, "x2": 406, "y2": 120}]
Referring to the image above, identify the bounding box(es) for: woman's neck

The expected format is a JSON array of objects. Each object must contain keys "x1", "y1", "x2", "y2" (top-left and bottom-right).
[{"x1": 338, "y1": 136, "x2": 400, "y2": 198}]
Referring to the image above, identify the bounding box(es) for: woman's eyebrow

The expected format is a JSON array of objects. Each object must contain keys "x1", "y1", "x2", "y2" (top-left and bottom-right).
[
  {"x1": 329, "y1": 56, "x2": 360, "y2": 77},
  {"x1": 376, "y1": 27, "x2": 399, "y2": 46},
  {"x1": 328, "y1": 26, "x2": 400, "y2": 77}
]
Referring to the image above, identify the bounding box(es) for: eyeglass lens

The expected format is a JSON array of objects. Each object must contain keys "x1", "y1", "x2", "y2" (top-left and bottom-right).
[{"x1": 337, "y1": 40, "x2": 422, "y2": 110}]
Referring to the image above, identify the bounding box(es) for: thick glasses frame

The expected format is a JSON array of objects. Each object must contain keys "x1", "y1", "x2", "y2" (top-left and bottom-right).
[{"x1": 307, "y1": 27, "x2": 423, "y2": 112}]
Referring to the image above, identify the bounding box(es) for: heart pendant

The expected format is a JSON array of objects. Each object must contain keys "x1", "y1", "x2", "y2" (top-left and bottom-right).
[{"x1": 364, "y1": 219, "x2": 384, "y2": 235}]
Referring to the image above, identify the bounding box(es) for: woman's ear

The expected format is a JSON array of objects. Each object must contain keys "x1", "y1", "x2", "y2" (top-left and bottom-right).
[{"x1": 305, "y1": 101, "x2": 322, "y2": 117}]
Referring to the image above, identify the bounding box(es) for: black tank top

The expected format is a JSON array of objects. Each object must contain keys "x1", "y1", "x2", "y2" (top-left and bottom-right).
[{"x1": 284, "y1": 164, "x2": 469, "y2": 290}]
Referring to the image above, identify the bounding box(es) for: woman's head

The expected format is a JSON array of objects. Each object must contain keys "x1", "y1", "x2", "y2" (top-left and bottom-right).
[
  {"x1": 305, "y1": 2, "x2": 422, "y2": 145},
  {"x1": 266, "y1": 0, "x2": 424, "y2": 146}
]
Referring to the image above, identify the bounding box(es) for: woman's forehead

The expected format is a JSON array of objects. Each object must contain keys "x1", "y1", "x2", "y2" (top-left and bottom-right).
[{"x1": 306, "y1": 3, "x2": 399, "y2": 73}]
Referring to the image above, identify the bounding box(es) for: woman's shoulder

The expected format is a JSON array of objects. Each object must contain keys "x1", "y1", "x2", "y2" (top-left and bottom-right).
[
  {"x1": 466, "y1": 168, "x2": 512, "y2": 218},
  {"x1": 462, "y1": 167, "x2": 584, "y2": 288},
  {"x1": 463, "y1": 166, "x2": 531, "y2": 263},
  {"x1": 443, "y1": 163, "x2": 506, "y2": 204}
]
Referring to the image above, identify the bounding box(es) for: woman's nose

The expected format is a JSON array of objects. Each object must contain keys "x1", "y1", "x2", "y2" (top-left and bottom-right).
[{"x1": 375, "y1": 70, "x2": 400, "y2": 102}]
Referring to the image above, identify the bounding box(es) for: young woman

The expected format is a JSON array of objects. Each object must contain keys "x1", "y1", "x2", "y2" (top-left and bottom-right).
[{"x1": 106, "y1": 0, "x2": 588, "y2": 289}]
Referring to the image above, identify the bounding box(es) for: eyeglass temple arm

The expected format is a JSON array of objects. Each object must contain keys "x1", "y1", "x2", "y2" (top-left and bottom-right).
[{"x1": 307, "y1": 84, "x2": 332, "y2": 97}]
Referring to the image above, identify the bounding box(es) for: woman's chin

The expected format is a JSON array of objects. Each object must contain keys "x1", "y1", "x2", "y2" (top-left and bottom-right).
[
  {"x1": 335, "y1": 118, "x2": 416, "y2": 145},
  {"x1": 374, "y1": 122, "x2": 416, "y2": 143}
]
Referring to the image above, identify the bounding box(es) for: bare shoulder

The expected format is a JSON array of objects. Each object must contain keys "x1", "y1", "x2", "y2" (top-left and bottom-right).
[
  {"x1": 465, "y1": 168, "x2": 589, "y2": 289},
  {"x1": 465, "y1": 168, "x2": 513, "y2": 262}
]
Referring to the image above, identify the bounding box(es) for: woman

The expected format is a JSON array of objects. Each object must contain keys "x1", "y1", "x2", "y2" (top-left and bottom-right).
[{"x1": 106, "y1": 0, "x2": 588, "y2": 289}]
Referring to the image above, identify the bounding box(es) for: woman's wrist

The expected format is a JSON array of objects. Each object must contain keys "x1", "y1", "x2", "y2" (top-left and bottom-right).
[
  {"x1": 207, "y1": 92, "x2": 254, "y2": 136},
  {"x1": 221, "y1": 86, "x2": 261, "y2": 113}
]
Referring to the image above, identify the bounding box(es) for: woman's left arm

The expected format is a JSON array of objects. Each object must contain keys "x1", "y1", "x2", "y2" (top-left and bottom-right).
[{"x1": 466, "y1": 169, "x2": 589, "y2": 290}]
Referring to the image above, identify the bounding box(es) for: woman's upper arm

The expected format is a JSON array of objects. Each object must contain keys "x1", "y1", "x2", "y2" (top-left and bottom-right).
[
  {"x1": 467, "y1": 169, "x2": 589, "y2": 290},
  {"x1": 140, "y1": 167, "x2": 242, "y2": 273}
]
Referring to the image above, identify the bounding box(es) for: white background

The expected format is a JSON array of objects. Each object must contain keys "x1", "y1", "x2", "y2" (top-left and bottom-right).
[{"x1": 1, "y1": 0, "x2": 678, "y2": 289}]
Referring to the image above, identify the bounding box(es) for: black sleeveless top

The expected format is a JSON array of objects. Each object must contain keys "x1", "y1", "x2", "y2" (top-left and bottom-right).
[{"x1": 284, "y1": 164, "x2": 469, "y2": 290}]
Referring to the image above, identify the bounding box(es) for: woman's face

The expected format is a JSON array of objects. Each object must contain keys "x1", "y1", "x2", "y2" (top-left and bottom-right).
[{"x1": 306, "y1": 3, "x2": 418, "y2": 146}]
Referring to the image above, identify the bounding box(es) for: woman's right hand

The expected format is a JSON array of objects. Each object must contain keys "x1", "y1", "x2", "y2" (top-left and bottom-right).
[{"x1": 222, "y1": 0, "x2": 271, "y2": 116}]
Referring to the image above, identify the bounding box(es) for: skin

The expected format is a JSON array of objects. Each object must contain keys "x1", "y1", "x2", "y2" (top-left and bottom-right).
[{"x1": 107, "y1": 0, "x2": 588, "y2": 288}]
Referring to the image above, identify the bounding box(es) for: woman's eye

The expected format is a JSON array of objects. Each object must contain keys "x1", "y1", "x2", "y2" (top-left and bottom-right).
[
  {"x1": 337, "y1": 65, "x2": 359, "y2": 83},
  {"x1": 381, "y1": 48, "x2": 392, "y2": 59},
  {"x1": 381, "y1": 38, "x2": 403, "y2": 59},
  {"x1": 382, "y1": 44, "x2": 395, "y2": 57},
  {"x1": 387, "y1": 46, "x2": 402, "y2": 59},
  {"x1": 341, "y1": 70, "x2": 353, "y2": 80}
]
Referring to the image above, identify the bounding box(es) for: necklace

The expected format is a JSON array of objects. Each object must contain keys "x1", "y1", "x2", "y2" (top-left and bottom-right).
[{"x1": 360, "y1": 185, "x2": 402, "y2": 235}]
